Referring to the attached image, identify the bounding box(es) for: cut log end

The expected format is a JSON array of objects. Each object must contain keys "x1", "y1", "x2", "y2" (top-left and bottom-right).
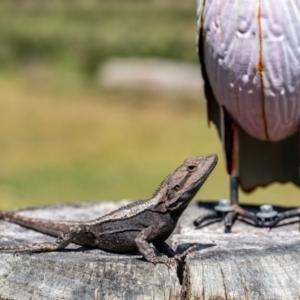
[{"x1": 0, "y1": 201, "x2": 299, "y2": 300}]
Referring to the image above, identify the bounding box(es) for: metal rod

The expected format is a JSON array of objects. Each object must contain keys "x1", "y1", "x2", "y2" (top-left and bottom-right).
[{"x1": 230, "y1": 177, "x2": 239, "y2": 205}]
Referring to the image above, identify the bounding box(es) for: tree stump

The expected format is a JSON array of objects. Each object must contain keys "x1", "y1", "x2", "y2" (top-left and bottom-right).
[{"x1": 0, "y1": 201, "x2": 299, "y2": 300}]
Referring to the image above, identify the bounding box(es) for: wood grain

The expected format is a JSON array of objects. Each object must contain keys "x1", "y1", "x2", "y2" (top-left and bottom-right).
[{"x1": 1, "y1": 201, "x2": 300, "y2": 299}]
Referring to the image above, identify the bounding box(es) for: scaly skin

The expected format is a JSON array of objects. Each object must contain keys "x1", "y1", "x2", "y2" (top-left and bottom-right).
[{"x1": 0, "y1": 155, "x2": 217, "y2": 266}]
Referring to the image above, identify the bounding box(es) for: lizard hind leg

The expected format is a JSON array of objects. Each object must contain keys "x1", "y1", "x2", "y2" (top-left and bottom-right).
[{"x1": 0, "y1": 225, "x2": 83, "y2": 255}]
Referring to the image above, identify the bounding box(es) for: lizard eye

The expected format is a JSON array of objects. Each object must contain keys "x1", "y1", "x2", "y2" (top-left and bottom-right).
[
  {"x1": 173, "y1": 185, "x2": 180, "y2": 191},
  {"x1": 188, "y1": 165, "x2": 197, "y2": 172}
]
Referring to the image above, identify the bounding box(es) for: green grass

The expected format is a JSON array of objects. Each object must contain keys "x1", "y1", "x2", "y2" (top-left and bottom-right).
[
  {"x1": 0, "y1": 0, "x2": 198, "y2": 76},
  {"x1": 0, "y1": 74, "x2": 299, "y2": 210},
  {"x1": 0, "y1": 0, "x2": 299, "y2": 210}
]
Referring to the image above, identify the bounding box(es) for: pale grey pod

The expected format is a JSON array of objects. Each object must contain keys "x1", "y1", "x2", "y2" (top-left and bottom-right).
[{"x1": 198, "y1": 0, "x2": 300, "y2": 141}]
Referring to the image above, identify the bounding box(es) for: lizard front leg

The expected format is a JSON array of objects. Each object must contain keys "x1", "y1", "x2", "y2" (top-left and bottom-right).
[
  {"x1": 153, "y1": 240, "x2": 197, "y2": 262},
  {"x1": 135, "y1": 226, "x2": 179, "y2": 267},
  {"x1": 0, "y1": 225, "x2": 83, "y2": 254}
]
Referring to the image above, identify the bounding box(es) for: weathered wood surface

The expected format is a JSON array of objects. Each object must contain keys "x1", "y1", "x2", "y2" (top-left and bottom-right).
[
  {"x1": 0, "y1": 201, "x2": 300, "y2": 300},
  {"x1": 178, "y1": 203, "x2": 300, "y2": 300},
  {"x1": 0, "y1": 202, "x2": 180, "y2": 300}
]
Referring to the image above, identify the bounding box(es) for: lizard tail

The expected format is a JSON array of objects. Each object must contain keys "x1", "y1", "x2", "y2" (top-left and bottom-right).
[{"x1": 0, "y1": 210, "x2": 77, "y2": 237}]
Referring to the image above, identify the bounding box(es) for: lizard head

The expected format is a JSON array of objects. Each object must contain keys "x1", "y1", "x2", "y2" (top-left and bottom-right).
[{"x1": 163, "y1": 154, "x2": 218, "y2": 212}]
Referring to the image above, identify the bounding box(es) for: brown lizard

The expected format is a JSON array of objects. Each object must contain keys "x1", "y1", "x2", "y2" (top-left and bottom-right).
[{"x1": 0, "y1": 155, "x2": 217, "y2": 265}]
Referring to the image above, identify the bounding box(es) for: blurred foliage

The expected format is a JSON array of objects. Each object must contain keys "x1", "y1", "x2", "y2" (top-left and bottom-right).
[
  {"x1": 1, "y1": 73, "x2": 299, "y2": 210},
  {"x1": 0, "y1": 0, "x2": 299, "y2": 210},
  {"x1": 0, "y1": 0, "x2": 198, "y2": 76}
]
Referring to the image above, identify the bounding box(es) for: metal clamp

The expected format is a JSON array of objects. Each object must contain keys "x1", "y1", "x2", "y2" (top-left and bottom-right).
[
  {"x1": 256, "y1": 204, "x2": 278, "y2": 219},
  {"x1": 214, "y1": 199, "x2": 234, "y2": 213}
]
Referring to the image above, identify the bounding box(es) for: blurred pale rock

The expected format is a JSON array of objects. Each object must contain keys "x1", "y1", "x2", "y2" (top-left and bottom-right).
[{"x1": 98, "y1": 58, "x2": 204, "y2": 95}]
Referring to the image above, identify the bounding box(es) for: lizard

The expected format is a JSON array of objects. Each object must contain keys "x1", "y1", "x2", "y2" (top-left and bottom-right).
[{"x1": 0, "y1": 154, "x2": 217, "y2": 266}]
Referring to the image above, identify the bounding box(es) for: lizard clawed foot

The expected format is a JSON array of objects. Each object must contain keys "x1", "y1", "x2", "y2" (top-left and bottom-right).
[
  {"x1": 13, "y1": 249, "x2": 33, "y2": 256},
  {"x1": 148, "y1": 255, "x2": 179, "y2": 269},
  {"x1": 174, "y1": 243, "x2": 198, "y2": 261},
  {"x1": 13, "y1": 246, "x2": 36, "y2": 256},
  {"x1": 0, "y1": 245, "x2": 36, "y2": 256},
  {"x1": 11, "y1": 242, "x2": 63, "y2": 256}
]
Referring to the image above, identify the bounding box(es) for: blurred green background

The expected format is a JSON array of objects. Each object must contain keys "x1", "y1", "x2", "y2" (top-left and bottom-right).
[{"x1": 0, "y1": 0, "x2": 299, "y2": 210}]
